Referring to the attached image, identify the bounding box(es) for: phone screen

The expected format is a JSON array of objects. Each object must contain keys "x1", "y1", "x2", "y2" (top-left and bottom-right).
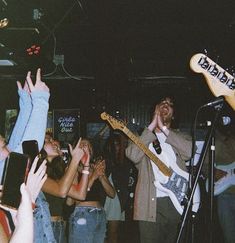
[
  {"x1": 1, "y1": 152, "x2": 30, "y2": 209},
  {"x1": 22, "y1": 140, "x2": 39, "y2": 163}
]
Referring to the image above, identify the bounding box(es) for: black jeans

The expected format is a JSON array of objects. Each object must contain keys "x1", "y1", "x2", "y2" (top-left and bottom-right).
[{"x1": 139, "y1": 197, "x2": 181, "y2": 243}]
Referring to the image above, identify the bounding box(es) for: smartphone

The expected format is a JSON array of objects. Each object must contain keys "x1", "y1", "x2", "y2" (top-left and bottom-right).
[
  {"x1": 22, "y1": 140, "x2": 39, "y2": 164},
  {"x1": 1, "y1": 152, "x2": 30, "y2": 209}
]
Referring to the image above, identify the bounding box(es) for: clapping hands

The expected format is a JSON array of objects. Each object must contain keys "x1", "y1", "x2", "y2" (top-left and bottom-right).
[{"x1": 92, "y1": 159, "x2": 106, "y2": 180}]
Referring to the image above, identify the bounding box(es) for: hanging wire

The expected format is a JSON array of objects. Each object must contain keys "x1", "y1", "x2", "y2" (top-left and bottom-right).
[
  {"x1": 61, "y1": 63, "x2": 82, "y2": 81},
  {"x1": 38, "y1": 0, "x2": 89, "y2": 79},
  {"x1": 40, "y1": 20, "x2": 58, "y2": 77}
]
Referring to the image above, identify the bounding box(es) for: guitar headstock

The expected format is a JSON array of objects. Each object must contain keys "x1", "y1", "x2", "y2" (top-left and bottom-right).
[
  {"x1": 190, "y1": 53, "x2": 208, "y2": 73},
  {"x1": 190, "y1": 53, "x2": 235, "y2": 110},
  {"x1": 100, "y1": 112, "x2": 126, "y2": 131}
]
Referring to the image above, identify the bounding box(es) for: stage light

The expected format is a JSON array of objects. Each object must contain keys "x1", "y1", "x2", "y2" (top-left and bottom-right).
[{"x1": 26, "y1": 45, "x2": 41, "y2": 56}]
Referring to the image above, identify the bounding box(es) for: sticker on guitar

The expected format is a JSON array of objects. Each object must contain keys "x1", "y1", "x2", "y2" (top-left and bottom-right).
[
  {"x1": 101, "y1": 112, "x2": 200, "y2": 215},
  {"x1": 190, "y1": 53, "x2": 235, "y2": 110}
]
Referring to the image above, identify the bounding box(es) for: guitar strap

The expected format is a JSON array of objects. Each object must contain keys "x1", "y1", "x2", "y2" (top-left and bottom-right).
[{"x1": 152, "y1": 134, "x2": 162, "y2": 155}]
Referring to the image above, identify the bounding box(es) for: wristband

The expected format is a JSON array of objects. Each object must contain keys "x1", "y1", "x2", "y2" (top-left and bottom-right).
[{"x1": 82, "y1": 170, "x2": 89, "y2": 175}]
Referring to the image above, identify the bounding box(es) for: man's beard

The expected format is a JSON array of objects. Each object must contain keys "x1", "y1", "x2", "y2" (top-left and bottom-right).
[{"x1": 162, "y1": 115, "x2": 172, "y2": 125}]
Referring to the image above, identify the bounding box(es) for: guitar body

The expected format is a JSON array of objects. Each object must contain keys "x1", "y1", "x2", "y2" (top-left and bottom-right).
[
  {"x1": 206, "y1": 162, "x2": 235, "y2": 196},
  {"x1": 149, "y1": 144, "x2": 200, "y2": 215},
  {"x1": 190, "y1": 53, "x2": 235, "y2": 110}
]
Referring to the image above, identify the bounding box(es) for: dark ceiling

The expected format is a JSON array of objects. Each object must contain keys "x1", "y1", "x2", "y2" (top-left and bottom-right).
[
  {"x1": 1, "y1": 0, "x2": 235, "y2": 134},
  {"x1": 1, "y1": 0, "x2": 235, "y2": 81}
]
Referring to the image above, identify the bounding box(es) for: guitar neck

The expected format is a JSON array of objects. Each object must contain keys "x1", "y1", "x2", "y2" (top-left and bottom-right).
[
  {"x1": 190, "y1": 53, "x2": 235, "y2": 110},
  {"x1": 123, "y1": 127, "x2": 172, "y2": 177}
]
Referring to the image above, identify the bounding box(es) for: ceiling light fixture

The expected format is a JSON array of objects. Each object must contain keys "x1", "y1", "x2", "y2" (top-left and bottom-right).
[{"x1": 0, "y1": 17, "x2": 8, "y2": 28}]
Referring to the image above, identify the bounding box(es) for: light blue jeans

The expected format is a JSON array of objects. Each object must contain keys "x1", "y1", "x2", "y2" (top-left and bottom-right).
[
  {"x1": 217, "y1": 192, "x2": 235, "y2": 243},
  {"x1": 33, "y1": 192, "x2": 56, "y2": 243},
  {"x1": 69, "y1": 206, "x2": 107, "y2": 243},
  {"x1": 51, "y1": 220, "x2": 66, "y2": 243}
]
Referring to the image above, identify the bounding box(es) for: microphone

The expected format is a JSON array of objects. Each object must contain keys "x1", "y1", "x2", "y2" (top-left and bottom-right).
[
  {"x1": 201, "y1": 96, "x2": 225, "y2": 108},
  {"x1": 198, "y1": 116, "x2": 231, "y2": 128}
]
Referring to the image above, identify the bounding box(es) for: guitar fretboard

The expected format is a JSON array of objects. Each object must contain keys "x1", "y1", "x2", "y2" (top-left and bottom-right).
[{"x1": 123, "y1": 127, "x2": 172, "y2": 177}]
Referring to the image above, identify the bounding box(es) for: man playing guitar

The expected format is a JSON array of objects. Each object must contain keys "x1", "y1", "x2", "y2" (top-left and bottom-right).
[{"x1": 125, "y1": 96, "x2": 196, "y2": 243}]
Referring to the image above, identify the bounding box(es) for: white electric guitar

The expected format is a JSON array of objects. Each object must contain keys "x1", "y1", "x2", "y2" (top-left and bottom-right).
[
  {"x1": 206, "y1": 162, "x2": 235, "y2": 195},
  {"x1": 101, "y1": 112, "x2": 200, "y2": 215},
  {"x1": 190, "y1": 53, "x2": 235, "y2": 110}
]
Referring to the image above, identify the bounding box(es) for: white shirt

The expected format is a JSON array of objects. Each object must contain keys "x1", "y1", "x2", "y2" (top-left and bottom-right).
[{"x1": 149, "y1": 132, "x2": 176, "y2": 198}]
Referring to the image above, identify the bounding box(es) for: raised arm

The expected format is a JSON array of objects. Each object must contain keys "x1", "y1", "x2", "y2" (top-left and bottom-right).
[
  {"x1": 67, "y1": 148, "x2": 90, "y2": 200},
  {"x1": 42, "y1": 139, "x2": 85, "y2": 198},
  {"x1": 7, "y1": 81, "x2": 32, "y2": 152},
  {"x1": 14, "y1": 69, "x2": 50, "y2": 153}
]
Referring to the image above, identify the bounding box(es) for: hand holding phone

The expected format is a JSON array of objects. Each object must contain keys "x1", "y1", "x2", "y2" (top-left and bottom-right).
[
  {"x1": 1, "y1": 152, "x2": 30, "y2": 209},
  {"x1": 22, "y1": 140, "x2": 39, "y2": 164},
  {"x1": 26, "y1": 156, "x2": 47, "y2": 203}
]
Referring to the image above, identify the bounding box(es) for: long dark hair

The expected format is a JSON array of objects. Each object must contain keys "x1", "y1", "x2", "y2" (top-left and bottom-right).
[
  {"x1": 103, "y1": 133, "x2": 127, "y2": 165},
  {"x1": 38, "y1": 148, "x2": 66, "y2": 180}
]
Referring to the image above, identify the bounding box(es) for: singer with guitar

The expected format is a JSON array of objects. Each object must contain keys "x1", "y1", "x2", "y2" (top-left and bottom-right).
[{"x1": 125, "y1": 96, "x2": 196, "y2": 243}]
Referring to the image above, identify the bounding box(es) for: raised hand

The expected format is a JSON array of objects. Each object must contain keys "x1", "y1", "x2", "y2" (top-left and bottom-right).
[
  {"x1": 68, "y1": 138, "x2": 85, "y2": 164},
  {"x1": 16, "y1": 80, "x2": 31, "y2": 94},
  {"x1": 148, "y1": 110, "x2": 159, "y2": 132},
  {"x1": 156, "y1": 111, "x2": 165, "y2": 130},
  {"x1": 26, "y1": 68, "x2": 49, "y2": 93},
  {"x1": 93, "y1": 159, "x2": 105, "y2": 180},
  {"x1": 9, "y1": 183, "x2": 34, "y2": 243},
  {"x1": 80, "y1": 143, "x2": 91, "y2": 167},
  {"x1": 26, "y1": 156, "x2": 47, "y2": 203}
]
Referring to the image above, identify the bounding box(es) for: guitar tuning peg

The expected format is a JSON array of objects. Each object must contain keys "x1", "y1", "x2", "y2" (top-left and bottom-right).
[
  {"x1": 203, "y1": 49, "x2": 208, "y2": 56},
  {"x1": 215, "y1": 55, "x2": 220, "y2": 63}
]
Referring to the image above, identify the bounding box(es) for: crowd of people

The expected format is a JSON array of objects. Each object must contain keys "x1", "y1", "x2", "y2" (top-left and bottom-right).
[{"x1": 0, "y1": 68, "x2": 234, "y2": 243}]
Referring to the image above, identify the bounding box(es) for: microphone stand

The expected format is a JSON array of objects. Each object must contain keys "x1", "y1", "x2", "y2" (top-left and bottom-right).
[{"x1": 176, "y1": 101, "x2": 225, "y2": 243}]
